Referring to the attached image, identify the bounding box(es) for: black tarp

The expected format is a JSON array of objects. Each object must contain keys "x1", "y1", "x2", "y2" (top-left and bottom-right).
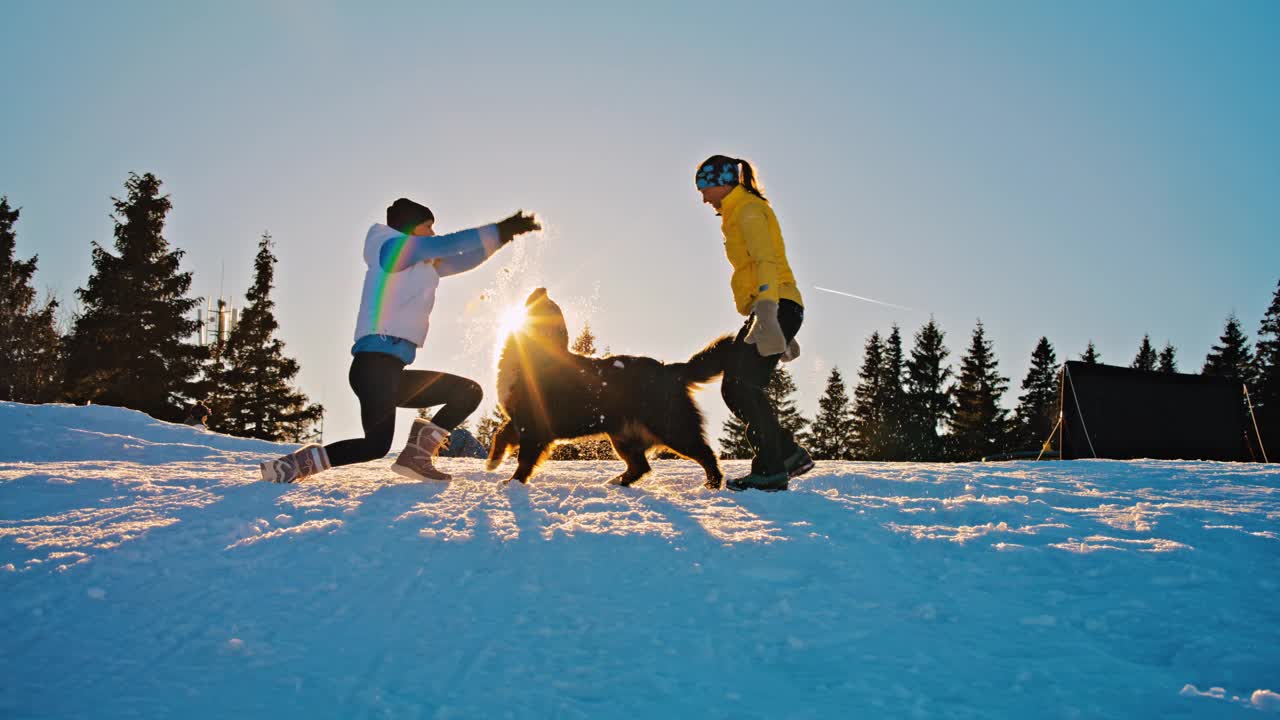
[{"x1": 1061, "y1": 361, "x2": 1251, "y2": 461}]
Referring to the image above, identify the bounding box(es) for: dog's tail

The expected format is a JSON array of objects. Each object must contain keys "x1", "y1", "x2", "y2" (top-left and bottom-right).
[
  {"x1": 671, "y1": 335, "x2": 734, "y2": 385},
  {"x1": 485, "y1": 419, "x2": 519, "y2": 471}
]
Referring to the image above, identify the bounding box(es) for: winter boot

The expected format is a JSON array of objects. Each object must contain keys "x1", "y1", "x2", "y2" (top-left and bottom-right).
[
  {"x1": 391, "y1": 418, "x2": 452, "y2": 481},
  {"x1": 784, "y1": 445, "x2": 815, "y2": 479},
  {"x1": 726, "y1": 470, "x2": 789, "y2": 492},
  {"x1": 260, "y1": 444, "x2": 331, "y2": 484}
]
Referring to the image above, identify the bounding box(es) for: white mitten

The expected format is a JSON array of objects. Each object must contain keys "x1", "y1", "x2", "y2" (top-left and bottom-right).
[{"x1": 744, "y1": 300, "x2": 787, "y2": 357}]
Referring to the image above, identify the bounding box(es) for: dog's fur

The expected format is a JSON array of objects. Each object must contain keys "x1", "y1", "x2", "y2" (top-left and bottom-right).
[{"x1": 488, "y1": 288, "x2": 731, "y2": 488}]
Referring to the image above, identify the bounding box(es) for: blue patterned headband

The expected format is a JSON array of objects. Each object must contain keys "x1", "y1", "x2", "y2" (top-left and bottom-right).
[{"x1": 695, "y1": 159, "x2": 740, "y2": 189}]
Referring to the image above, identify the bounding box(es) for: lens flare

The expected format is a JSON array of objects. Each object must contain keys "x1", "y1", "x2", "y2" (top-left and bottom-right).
[{"x1": 496, "y1": 303, "x2": 529, "y2": 341}]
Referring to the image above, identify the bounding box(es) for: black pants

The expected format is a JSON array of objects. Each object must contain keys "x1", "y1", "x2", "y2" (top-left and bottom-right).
[
  {"x1": 324, "y1": 352, "x2": 483, "y2": 467},
  {"x1": 721, "y1": 299, "x2": 805, "y2": 475}
]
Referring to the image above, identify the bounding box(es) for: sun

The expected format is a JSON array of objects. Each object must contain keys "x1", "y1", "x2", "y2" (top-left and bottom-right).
[{"x1": 496, "y1": 303, "x2": 529, "y2": 341}]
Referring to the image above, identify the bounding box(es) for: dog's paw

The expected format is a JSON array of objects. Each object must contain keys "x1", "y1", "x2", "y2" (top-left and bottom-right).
[{"x1": 610, "y1": 473, "x2": 647, "y2": 487}]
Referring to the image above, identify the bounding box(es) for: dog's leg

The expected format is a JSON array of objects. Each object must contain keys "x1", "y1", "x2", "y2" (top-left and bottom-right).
[
  {"x1": 510, "y1": 436, "x2": 550, "y2": 484},
  {"x1": 486, "y1": 420, "x2": 519, "y2": 471},
  {"x1": 655, "y1": 403, "x2": 725, "y2": 490},
  {"x1": 607, "y1": 433, "x2": 653, "y2": 487},
  {"x1": 662, "y1": 436, "x2": 724, "y2": 490}
]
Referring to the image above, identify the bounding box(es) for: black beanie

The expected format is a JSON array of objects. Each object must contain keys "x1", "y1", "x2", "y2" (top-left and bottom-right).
[{"x1": 386, "y1": 198, "x2": 435, "y2": 232}]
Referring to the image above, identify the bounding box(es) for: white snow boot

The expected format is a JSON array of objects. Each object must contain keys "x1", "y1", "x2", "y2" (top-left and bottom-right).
[
  {"x1": 260, "y1": 444, "x2": 331, "y2": 484},
  {"x1": 391, "y1": 419, "x2": 452, "y2": 481}
]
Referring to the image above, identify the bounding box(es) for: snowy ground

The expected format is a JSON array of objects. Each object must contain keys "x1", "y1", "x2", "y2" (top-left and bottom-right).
[{"x1": 2, "y1": 402, "x2": 1278, "y2": 719}]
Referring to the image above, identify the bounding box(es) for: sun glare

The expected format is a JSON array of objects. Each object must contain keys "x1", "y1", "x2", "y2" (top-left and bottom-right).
[{"x1": 497, "y1": 303, "x2": 529, "y2": 341}]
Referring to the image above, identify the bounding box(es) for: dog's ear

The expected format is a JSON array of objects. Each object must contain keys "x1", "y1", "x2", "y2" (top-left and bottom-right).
[{"x1": 525, "y1": 288, "x2": 549, "y2": 306}]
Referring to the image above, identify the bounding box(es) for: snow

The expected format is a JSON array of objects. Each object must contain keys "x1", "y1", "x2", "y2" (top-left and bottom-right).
[{"x1": 2, "y1": 401, "x2": 1279, "y2": 719}]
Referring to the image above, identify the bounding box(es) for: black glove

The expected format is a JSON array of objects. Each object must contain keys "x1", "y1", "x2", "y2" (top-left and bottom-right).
[{"x1": 497, "y1": 210, "x2": 541, "y2": 244}]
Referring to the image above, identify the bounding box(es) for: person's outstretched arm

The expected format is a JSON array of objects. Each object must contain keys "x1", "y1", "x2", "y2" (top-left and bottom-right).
[
  {"x1": 435, "y1": 245, "x2": 493, "y2": 277},
  {"x1": 379, "y1": 225, "x2": 498, "y2": 272},
  {"x1": 379, "y1": 211, "x2": 540, "y2": 273}
]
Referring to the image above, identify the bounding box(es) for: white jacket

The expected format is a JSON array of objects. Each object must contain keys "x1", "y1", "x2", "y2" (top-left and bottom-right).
[
  {"x1": 352, "y1": 223, "x2": 501, "y2": 348},
  {"x1": 353, "y1": 224, "x2": 443, "y2": 347}
]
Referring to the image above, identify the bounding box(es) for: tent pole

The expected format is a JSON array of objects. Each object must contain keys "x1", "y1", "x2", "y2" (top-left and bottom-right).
[
  {"x1": 1036, "y1": 415, "x2": 1062, "y2": 462},
  {"x1": 1042, "y1": 363, "x2": 1066, "y2": 461},
  {"x1": 1243, "y1": 383, "x2": 1269, "y2": 463}
]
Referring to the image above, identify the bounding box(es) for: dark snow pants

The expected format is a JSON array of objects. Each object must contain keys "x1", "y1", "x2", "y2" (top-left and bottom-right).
[
  {"x1": 721, "y1": 299, "x2": 805, "y2": 475},
  {"x1": 324, "y1": 352, "x2": 483, "y2": 467}
]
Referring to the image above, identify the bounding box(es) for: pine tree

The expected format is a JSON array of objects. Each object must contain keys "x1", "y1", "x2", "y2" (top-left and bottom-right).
[
  {"x1": 949, "y1": 321, "x2": 1011, "y2": 460},
  {"x1": 850, "y1": 331, "x2": 885, "y2": 459},
  {"x1": 719, "y1": 366, "x2": 808, "y2": 459},
  {"x1": 474, "y1": 405, "x2": 507, "y2": 452},
  {"x1": 1131, "y1": 334, "x2": 1158, "y2": 372},
  {"x1": 1080, "y1": 341, "x2": 1101, "y2": 365},
  {"x1": 803, "y1": 367, "x2": 856, "y2": 460},
  {"x1": 571, "y1": 323, "x2": 598, "y2": 356},
  {"x1": 1253, "y1": 280, "x2": 1280, "y2": 456},
  {"x1": 875, "y1": 325, "x2": 908, "y2": 460},
  {"x1": 1158, "y1": 342, "x2": 1178, "y2": 373},
  {"x1": 1202, "y1": 314, "x2": 1255, "y2": 387},
  {"x1": 205, "y1": 233, "x2": 322, "y2": 442},
  {"x1": 62, "y1": 173, "x2": 204, "y2": 420},
  {"x1": 0, "y1": 197, "x2": 63, "y2": 403},
  {"x1": 903, "y1": 318, "x2": 953, "y2": 461},
  {"x1": 1014, "y1": 337, "x2": 1059, "y2": 450}
]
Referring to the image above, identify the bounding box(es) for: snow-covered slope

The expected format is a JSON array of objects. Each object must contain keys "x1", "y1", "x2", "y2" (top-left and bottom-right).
[{"x1": 2, "y1": 401, "x2": 1278, "y2": 719}]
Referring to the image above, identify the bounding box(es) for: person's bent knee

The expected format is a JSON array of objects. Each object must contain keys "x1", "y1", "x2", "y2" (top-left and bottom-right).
[
  {"x1": 463, "y1": 379, "x2": 483, "y2": 405},
  {"x1": 458, "y1": 376, "x2": 481, "y2": 404},
  {"x1": 458, "y1": 379, "x2": 483, "y2": 412}
]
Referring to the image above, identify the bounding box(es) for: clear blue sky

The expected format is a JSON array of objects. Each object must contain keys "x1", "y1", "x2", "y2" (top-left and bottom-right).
[{"x1": 3, "y1": 1, "x2": 1278, "y2": 449}]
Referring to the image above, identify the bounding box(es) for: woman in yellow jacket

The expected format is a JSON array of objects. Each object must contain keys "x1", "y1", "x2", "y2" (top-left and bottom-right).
[{"x1": 697, "y1": 155, "x2": 813, "y2": 491}]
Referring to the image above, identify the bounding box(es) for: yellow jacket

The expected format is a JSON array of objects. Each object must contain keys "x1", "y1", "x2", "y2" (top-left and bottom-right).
[{"x1": 719, "y1": 185, "x2": 804, "y2": 315}]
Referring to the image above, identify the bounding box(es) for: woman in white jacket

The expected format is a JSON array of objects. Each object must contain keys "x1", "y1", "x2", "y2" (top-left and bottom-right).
[{"x1": 261, "y1": 198, "x2": 539, "y2": 484}]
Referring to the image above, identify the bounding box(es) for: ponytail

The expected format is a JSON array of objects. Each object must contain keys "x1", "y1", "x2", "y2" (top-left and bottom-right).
[
  {"x1": 735, "y1": 158, "x2": 767, "y2": 201},
  {"x1": 694, "y1": 154, "x2": 768, "y2": 201}
]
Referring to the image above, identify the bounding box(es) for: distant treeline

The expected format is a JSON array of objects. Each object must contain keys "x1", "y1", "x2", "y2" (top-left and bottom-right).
[
  {"x1": 718, "y1": 306, "x2": 1277, "y2": 462},
  {"x1": 0, "y1": 173, "x2": 321, "y2": 443}
]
